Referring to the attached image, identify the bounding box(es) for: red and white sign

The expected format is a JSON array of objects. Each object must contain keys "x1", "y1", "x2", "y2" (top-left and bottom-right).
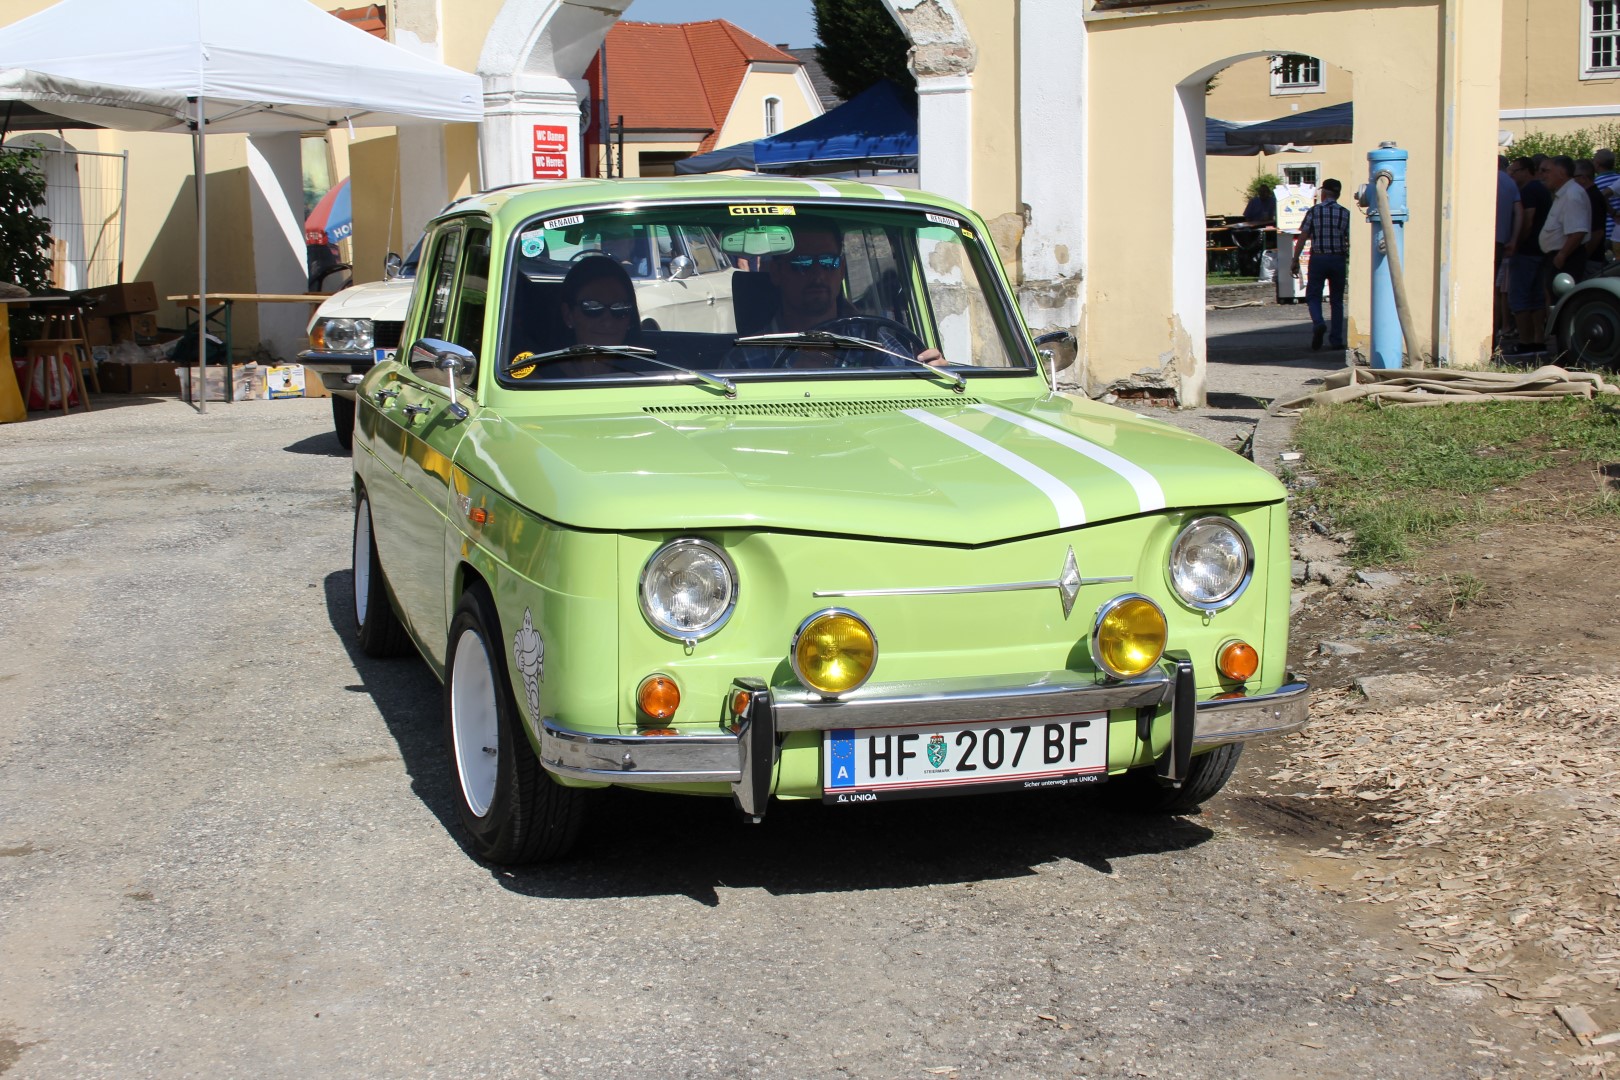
[{"x1": 532, "y1": 124, "x2": 569, "y2": 180}]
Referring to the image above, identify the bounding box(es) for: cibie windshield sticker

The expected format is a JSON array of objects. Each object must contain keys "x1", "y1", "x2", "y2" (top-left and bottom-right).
[
  {"x1": 728, "y1": 204, "x2": 797, "y2": 216},
  {"x1": 519, "y1": 232, "x2": 544, "y2": 258},
  {"x1": 512, "y1": 609, "x2": 545, "y2": 721},
  {"x1": 925, "y1": 213, "x2": 959, "y2": 228},
  {"x1": 543, "y1": 213, "x2": 584, "y2": 231},
  {"x1": 508, "y1": 351, "x2": 537, "y2": 379}
]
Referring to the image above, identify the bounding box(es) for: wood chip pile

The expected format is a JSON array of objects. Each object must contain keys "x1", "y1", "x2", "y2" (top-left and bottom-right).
[{"x1": 1270, "y1": 673, "x2": 1620, "y2": 1052}]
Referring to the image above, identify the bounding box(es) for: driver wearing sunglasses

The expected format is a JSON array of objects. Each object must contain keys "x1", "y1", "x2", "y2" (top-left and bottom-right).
[{"x1": 545, "y1": 254, "x2": 643, "y2": 376}]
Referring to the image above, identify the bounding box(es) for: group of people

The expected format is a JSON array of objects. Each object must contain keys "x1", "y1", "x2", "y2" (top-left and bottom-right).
[{"x1": 1494, "y1": 150, "x2": 1620, "y2": 355}]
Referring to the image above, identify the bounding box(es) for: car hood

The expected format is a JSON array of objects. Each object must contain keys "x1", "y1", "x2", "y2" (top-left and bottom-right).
[
  {"x1": 458, "y1": 392, "x2": 1286, "y2": 545},
  {"x1": 307, "y1": 278, "x2": 413, "y2": 328}
]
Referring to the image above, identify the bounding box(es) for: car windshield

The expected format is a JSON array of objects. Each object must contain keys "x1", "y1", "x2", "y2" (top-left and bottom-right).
[{"x1": 496, "y1": 202, "x2": 1033, "y2": 387}]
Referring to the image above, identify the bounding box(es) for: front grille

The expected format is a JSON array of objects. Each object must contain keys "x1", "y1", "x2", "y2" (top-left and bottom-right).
[
  {"x1": 644, "y1": 397, "x2": 981, "y2": 421},
  {"x1": 373, "y1": 321, "x2": 404, "y2": 349}
]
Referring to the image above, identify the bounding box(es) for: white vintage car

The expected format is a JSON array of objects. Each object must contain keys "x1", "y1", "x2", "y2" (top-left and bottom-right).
[{"x1": 301, "y1": 245, "x2": 417, "y2": 450}]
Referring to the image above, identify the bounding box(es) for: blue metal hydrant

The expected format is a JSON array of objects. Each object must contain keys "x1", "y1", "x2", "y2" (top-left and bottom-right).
[{"x1": 1356, "y1": 143, "x2": 1409, "y2": 369}]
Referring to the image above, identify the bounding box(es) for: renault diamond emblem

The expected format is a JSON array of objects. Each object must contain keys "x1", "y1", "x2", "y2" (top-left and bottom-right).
[{"x1": 1058, "y1": 546, "x2": 1081, "y2": 619}]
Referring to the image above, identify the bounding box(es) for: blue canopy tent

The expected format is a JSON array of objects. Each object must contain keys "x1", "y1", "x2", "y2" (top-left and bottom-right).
[
  {"x1": 1207, "y1": 116, "x2": 1260, "y2": 156},
  {"x1": 751, "y1": 79, "x2": 917, "y2": 174},
  {"x1": 1224, "y1": 101, "x2": 1353, "y2": 147},
  {"x1": 673, "y1": 140, "x2": 756, "y2": 175}
]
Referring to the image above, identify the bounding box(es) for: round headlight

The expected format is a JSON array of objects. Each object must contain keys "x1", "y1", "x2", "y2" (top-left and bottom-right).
[
  {"x1": 791, "y1": 609, "x2": 877, "y2": 697},
  {"x1": 1090, "y1": 594, "x2": 1168, "y2": 681},
  {"x1": 638, "y1": 539, "x2": 737, "y2": 641},
  {"x1": 1168, "y1": 516, "x2": 1253, "y2": 611},
  {"x1": 321, "y1": 318, "x2": 374, "y2": 353}
]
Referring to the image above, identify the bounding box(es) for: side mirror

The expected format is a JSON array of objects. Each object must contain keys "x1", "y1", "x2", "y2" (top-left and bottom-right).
[
  {"x1": 408, "y1": 337, "x2": 476, "y2": 420},
  {"x1": 668, "y1": 254, "x2": 697, "y2": 281},
  {"x1": 383, "y1": 252, "x2": 404, "y2": 280}
]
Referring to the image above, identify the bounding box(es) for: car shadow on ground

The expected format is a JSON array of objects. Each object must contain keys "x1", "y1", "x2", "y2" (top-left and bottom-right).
[
  {"x1": 324, "y1": 572, "x2": 1216, "y2": 906},
  {"x1": 284, "y1": 431, "x2": 348, "y2": 457}
]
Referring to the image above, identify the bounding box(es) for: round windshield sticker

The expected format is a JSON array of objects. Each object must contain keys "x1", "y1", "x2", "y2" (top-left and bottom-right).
[
  {"x1": 520, "y1": 234, "x2": 544, "y2": 258},
  {"x1": 509, "y1": 350, "x2": 537, "y2": 379}
]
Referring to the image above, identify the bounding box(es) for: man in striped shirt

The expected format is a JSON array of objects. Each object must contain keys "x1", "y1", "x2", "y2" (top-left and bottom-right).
[
  {"x1": 1594, "y1": 149, "x2": 1620, "y2": 260},
  {"x1": 1291, "y1": 179, "x2": 1351, "y2": 351}
]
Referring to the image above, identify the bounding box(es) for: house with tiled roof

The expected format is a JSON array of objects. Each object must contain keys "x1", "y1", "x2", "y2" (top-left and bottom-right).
[{"x1": 583, "y1": 20, "x2": 824, "y2": 177}]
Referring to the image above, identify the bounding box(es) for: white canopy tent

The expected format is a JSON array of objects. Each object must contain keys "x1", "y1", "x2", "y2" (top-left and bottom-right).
[{"x1": 0, "y1": 0, "x2": 484, "y2": 410}]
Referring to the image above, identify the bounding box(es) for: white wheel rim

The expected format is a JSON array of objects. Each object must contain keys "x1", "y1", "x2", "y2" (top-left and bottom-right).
[
  {"x1": 450, "y1": 627, "x2": 501, "y2": 818},
  {"x1": 352, "y1": 497, "x2": 372, "y2": 627}
]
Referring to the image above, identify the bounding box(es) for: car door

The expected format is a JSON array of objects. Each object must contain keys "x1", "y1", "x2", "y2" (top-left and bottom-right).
[{"x1": 378, "y1": 219, "x2": 491, "y2": 668}]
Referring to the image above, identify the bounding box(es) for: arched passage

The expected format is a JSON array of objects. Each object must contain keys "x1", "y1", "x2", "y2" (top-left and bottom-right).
[{"x1": 475, "y1": 0, "x2": 975, "y2": 198}]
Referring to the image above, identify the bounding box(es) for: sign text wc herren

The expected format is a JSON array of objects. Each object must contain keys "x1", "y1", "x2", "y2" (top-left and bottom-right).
[{"x1": 532, "y1": 125, "x2": 568, "y2": 179}]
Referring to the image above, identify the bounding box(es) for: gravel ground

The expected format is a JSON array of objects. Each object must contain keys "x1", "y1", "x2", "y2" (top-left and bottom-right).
[{"x1": 0, "y1": 394, "x2": 1525, "y2": 1078}]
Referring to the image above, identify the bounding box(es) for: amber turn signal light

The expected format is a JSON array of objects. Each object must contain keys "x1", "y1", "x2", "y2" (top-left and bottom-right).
[
  {"x1": 637, "y1": 674, "x2": 680, "y2": 721},
  {"x1": 1217, "y1": 640, "x2": 1259, "y2": 682}
]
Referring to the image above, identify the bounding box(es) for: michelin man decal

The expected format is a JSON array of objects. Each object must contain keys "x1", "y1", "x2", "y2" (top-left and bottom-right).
[{"x1": 512, "y1": 608, "x2": 544, "y2": 721}]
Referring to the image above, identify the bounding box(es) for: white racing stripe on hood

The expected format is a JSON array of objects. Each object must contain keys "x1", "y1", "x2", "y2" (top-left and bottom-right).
[
  {"x1": 903, "y1": 409, "x2": 1086, "y2": 528},
  {"x1": 972, "y1": 403, "x2": 1167, "y2": 512}
]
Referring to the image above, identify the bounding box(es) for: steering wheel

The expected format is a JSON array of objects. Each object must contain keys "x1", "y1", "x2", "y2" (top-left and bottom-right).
[
  {"x1": 770, "y1": 315, "x2": 929, "y2": 368},
  {"x1": 569, "y1": 249, "x2": 606, "y2": 262}
]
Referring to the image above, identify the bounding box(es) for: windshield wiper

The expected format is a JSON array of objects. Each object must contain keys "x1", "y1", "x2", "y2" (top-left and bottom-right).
[
  {"x1": 504, "y1": 344, "x2": 735, "y2": 396},
  {"x1": 732, "y1": 331, "x2": 965, "y2": 391}
]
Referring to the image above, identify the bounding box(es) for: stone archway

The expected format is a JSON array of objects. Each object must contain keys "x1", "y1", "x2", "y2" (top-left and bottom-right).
[{"x1": 476, "y1": 0, "x2": 976, "y2": 197}]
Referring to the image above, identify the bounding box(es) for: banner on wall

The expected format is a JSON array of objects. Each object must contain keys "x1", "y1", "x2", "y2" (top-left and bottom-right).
[{"x1": 532, "y1": 125, "x2": 568, "y2": 179}]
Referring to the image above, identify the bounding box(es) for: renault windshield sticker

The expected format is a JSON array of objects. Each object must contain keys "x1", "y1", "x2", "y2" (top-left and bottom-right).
[
  {"x1": 728, "y1": 205, "x2": 796, "y2": 216},
  {"x1": 925, "y1": 213, "x2": 959, "y2": 228},
  {"x1": 543, "y1": 214, "x2": 584, "y2": 230}
]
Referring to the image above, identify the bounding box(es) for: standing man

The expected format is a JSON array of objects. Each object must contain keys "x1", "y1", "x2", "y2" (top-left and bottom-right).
[
  {"x1": 1290, "y1": 178, "x2": 1350, "y2": 351},
  {"x1": 1495, "y1": 155, "x2": 1523, "y2": 340},
  {"x1": 1537, "y1": 155, "x2": 1589, "y2": 291},
  {"x1": 1506, "y1": 155, "x2": 1552, "y2": 354},
  {"x1": 1593, "y1": 148, "x2": 1620, "y2": 261},
  {"x1": 1572, "y1": 160, "x2": 1609, "y2": 276}
]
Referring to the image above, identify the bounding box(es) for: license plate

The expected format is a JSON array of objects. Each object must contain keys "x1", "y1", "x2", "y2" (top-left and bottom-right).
[
  {"x1": 373, "y1": 347, "x2": 396, "y2": 364},
  {"x1": 823, "y1": 714, "x2": 1108, "y2": 804}
]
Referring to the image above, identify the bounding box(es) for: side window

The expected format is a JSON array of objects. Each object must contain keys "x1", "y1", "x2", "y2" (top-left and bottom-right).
[
  {"x1": 452, "y1": 226, "x2": 491, "y2": 360},
  {"x1": 842, "y1": 225, "x2": 902, "y2": 323},
  {"x1": 915, "y1": 226, "x2": 1015, "y2": 369},
  {"x1": 678, "y1": 225, "x2": 721, "y2": 274},
  {"x1": 421, "y1": 226, "x2": 462, "y2": 344}
]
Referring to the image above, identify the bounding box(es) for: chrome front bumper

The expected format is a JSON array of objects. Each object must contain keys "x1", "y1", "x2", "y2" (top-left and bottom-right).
[{"x1": 538, "y1": 663, "x2": 1310, "y2": 816}]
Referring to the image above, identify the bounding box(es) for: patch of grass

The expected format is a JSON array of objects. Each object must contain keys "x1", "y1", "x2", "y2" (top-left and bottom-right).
[
  {"x1": 1206, "y1": 272, "x2": 1251, "y2": 287},
  {"x1": 1291, "y1": 397, "x2": 1620, "y2": 564}
]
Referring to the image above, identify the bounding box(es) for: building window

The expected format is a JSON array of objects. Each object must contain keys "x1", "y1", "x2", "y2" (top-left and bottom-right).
[
  {"x1": 1280, "y1": 163, "x2": 1320, "y2": 189},
  {"x1": 1270, "y1": 54, "x2": 1323, "y2": 95},
  {"x1": 764, "y1": 96, "x2": 782, "y2": 137},
  {"x1": 1586, "y1": 0, "x2": 1620, "y2": 78}
]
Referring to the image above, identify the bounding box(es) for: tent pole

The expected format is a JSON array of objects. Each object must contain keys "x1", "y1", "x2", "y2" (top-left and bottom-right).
[{"x1": 195, "y1": 96, "x2": 207, "y2": 414}]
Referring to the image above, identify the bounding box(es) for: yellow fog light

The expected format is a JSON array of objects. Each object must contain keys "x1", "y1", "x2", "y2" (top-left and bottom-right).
[
  {"x1": 791, "y1": 609, "x2": 877, "y2": 697},
  {"x1": 1090, "y1": 594, "x2": 1168, "y2": 681}
]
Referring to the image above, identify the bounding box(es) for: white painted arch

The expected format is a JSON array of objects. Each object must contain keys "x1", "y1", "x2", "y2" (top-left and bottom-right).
[{"x1": 475, "y1": 0, "x2": 975, "y2": 197}]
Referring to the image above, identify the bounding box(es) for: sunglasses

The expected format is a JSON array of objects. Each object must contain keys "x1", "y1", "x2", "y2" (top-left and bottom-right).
[
  {"x1": 784, "y1": 254, "x2": 843, "y2": 273},
  {"x1": 577, "y1": 300, "x2": 633, "y2": 319}
]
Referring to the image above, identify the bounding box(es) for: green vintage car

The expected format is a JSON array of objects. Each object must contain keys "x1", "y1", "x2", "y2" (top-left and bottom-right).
[{"x1": 350, "y1": 176, "x2": 1308, "y2": 864}]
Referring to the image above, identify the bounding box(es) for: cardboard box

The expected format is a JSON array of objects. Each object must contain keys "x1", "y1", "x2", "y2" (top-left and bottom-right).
[
  {"x1": 265, "y1": 364, "x2": 306, "y2": 398},
  {"x1": 109, "y1": 313, "x2": 159, "y2": 343},
  {"x1": 83, "y1": 316, "x2": 112, "y2": 346},
  {"x1": 177, "y1": 364, "x2": 264, "y2": 402},
  {"x1": 100, "y1": 361, "x2": 181, "y2": 395},
  {"x1": 82, "y1": 281, "x2": 158, "y2": 316}
]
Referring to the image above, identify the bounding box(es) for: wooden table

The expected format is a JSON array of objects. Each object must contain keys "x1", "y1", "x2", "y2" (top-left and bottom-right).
[{"x1": 167, "y1": 293, "x2": 329, "y2": 402}]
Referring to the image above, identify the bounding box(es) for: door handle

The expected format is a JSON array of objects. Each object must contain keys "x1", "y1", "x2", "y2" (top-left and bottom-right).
[
  {"x1": 373, "y1": 387, "x2": 399, "y2": 406},
  {"x1": 401, "y1": 403, "x2": 430, "y2": 426}
]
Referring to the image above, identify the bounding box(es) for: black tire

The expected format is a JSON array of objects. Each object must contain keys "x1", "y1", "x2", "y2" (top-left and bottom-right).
[
  {"x1": 332, "y1": 394, "x2": 356, "y2": 452},
  {"x1": 352, "y1": 490, "x2": 411, "y2": 658},
  {"x1": 1112, "y1": 743, "x2": 1243, "y2": 814},
  {"x1": 444, "y1": 584, "x2": 586, "y2": 864},
  {"x1": 1556, "y1": 293, "x2": 1620, "y2": 371}
]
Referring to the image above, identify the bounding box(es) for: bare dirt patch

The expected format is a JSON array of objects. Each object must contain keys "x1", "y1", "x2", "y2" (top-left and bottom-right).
[{"x1": 1224, "y1": 462, "x2": 1620, "y2": 1074}]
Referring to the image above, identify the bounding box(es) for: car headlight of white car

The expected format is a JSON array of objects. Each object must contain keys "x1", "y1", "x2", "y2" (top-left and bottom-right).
[
  {"x1": 639, "y1": 539, "x2": 738, "y2": 641},
  {"x1": 1168, "y1": 516, "x2": 1253, "y2": 611},
  {"x1": 311, "y1": 317, "x2": 374, "y2": 354}
]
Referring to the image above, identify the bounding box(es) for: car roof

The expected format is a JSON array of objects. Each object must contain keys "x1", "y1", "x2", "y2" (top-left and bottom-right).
[{"x1": 434, "y1": 176, "x2": 972, "y2": 230}]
